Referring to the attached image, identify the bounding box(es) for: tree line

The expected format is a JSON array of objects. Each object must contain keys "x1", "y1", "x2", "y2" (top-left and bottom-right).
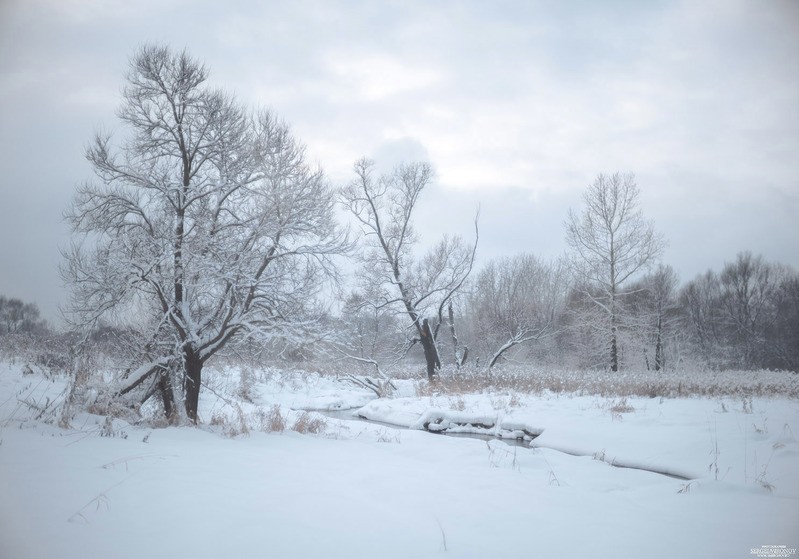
[{"x1": 2, "y1": 45, "x2": 795, "y2": 424}]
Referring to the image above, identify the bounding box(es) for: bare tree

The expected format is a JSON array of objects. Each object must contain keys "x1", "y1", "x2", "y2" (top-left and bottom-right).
[
  {"x1": 565, "y1": 172, "x2": 665, "y2": 371},
  {"x1": 331, "y1": 289, "x2": 403, "y2": 396},
  {"x1": 678, "y1": 253, "x2": 798, "y2": 370},
  {"x1": 718, "y1": 252, "x2": 788, "y2": 368},
  {"x1": 679, "y1": 270, "x2": 724, "y2": 365},
  {"x1": 339, "y1": 290, "x2": 401, "y2": 363},
  {"x1": 62, "y1": 45, "x2": 346, "y2": 422},
  {"x1": 556, "y1": 283, "x2": 609, "y2": 369},
  {"x1": 625, "y1": 264, "x2": 679, "y2": 371},
  {"x1": 341, "y1": 158, "x2": 477, "y2": 381},
  {"x1": 769, "y1": 273, "x2": 799, "y2": 371},
  {"x1": 0, "y1": 296, "x2": 47, "y2": 336},
  {"x1": 469, "y1": 254, "x2": 568, "y2": 369},
  {"x1": 445, "y1": 298, "x2": 468, "y2": 369}
]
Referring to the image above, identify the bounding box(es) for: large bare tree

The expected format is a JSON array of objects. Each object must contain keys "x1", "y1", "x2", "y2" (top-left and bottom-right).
[
  {"x1": 341, "y1": 159, "x2": 477, "y2": 381},
  {"x1": 565, "y1": 172, "x2": 665, "y2": 371},
  {"x1": 62, "y1": 45, "x2": 345, "y2": 422}
]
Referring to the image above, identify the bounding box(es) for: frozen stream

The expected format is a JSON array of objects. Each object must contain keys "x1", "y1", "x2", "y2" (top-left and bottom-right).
[
  {"x1": 319, "y1": 408, "x2": 533, "y2": 447},
  {"x1": 318, "y1": 408, "x2": 693, "y2": 480}
]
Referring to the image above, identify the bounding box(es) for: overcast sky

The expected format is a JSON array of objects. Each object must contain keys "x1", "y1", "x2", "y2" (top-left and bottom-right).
[{"x1": 1, "y1": 0, "x2": 797, "y2": 322}]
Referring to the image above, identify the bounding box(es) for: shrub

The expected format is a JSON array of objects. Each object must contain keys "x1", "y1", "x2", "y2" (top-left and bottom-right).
[{"x1": 292, "y1": 411, "x2": 327, "y2": 434}]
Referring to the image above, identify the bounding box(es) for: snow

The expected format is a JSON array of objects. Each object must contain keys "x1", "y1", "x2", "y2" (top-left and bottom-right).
[{"x1": 2, "y1": 360, "x2": 798, "y2": 559}]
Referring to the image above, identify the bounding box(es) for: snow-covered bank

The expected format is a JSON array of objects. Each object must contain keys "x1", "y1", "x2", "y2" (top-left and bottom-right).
[
  {"x1": 2, "y1": 361, "x2": 798, "y2": 559},
  {"x1": 356, "y1": 390, "x2": 799, "y2": 488}
]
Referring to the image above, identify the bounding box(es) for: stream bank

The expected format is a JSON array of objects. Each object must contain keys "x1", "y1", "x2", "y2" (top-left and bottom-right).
[{"x1": 318, "y1": 407, "x2": 694, "y2": 481}]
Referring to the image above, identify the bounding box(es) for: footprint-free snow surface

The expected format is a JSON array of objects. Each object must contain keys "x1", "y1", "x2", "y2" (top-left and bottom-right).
[{"x1": 1, "y1": 362, "x2": 798, "y2": 559}]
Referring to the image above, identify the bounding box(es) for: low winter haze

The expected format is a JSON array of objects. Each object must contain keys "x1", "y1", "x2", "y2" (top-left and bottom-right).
[{"x1": 1, "y1": 0, "x2": 797, "y2": 322}]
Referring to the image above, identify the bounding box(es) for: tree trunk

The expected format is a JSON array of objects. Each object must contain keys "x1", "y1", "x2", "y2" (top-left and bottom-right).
[
  {"x1": 158, "y1": 369, "x2": 177, "y2": 423},
  {"x1": 183, "y1": 348, "x2": 203, "y2": 423},
  {"x1": 447, "y1": 301, "x2": 461, "y2": 369},
  {"x1": 654, "y1": 314, "x2": 664, "y2": 371},
  {"x1": 420, "y1": 318, "x2": 441, "y2": 381},
  {"x1": 609, "y1": 282, "x2": 619, "y2": 371},
  {"x1": 610, "y1": 326, "x2": 619, "y2": 372}
]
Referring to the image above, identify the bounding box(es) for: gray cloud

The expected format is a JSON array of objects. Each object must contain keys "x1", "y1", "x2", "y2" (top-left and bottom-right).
[{"x1": 1, "y1": 0, "x2": 797, "y2": 322}]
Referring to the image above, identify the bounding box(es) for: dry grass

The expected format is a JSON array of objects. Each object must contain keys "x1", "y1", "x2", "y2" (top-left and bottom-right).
[
  {"x1": 212, "y1": 406, "x2": 328, "y2": 437},
  {"x1": 209, "y1": 404, "x2": 251, "y2": 437},
  {"x1": 265, "y1": 359, "x2": 799, "y2": 403},
  {"x1": 376, "y1": 428, "x2": 402, "y2": 443},
  {"x1": 236, "y1": 367, "x2": 256, "y2": 403},
  {"x1": 403, "y1": 364, "x2": 799, "y2": 399},
  {"x1": 609, "y1": 397, "x2": 636, "y2": 414},
  {"x1": 258, "y1": 404, "x2": 287, "y2": 433},
  {"x1": 204, "y1": 358, "x2": 799, "y2": 401},
  {"x1": 292, "y1": 411, "x2": 327, "y2": 434},
  {"x1": 450, "y1": 396, "x2": 467, "y2": 411}
]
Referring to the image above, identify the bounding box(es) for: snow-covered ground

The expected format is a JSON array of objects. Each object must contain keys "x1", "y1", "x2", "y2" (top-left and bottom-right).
[{"x1": 1, "y1": 361, "x2": 798, "y2": 559}]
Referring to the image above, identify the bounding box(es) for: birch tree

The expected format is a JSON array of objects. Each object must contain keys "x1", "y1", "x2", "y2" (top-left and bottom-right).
[
  {"x1": 565, "y1": 173, "x2": 665, "y2": 371},
  {"x1": 62, "y1": 45, "x2": 345, "y2": 422},
  {"x1": 341, "y1": 158, "x2": 477, "y2": 381}
]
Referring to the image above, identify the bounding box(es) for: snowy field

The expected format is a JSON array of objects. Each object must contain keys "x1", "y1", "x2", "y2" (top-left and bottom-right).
[{"x1": 1, "y1": 361, "x2": 798, "y2": 559}]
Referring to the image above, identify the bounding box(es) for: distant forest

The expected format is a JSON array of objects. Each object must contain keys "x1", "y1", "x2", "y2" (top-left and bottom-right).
[{"x1": 4, "y1": 248, "x2": 798, "y2": 375}]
